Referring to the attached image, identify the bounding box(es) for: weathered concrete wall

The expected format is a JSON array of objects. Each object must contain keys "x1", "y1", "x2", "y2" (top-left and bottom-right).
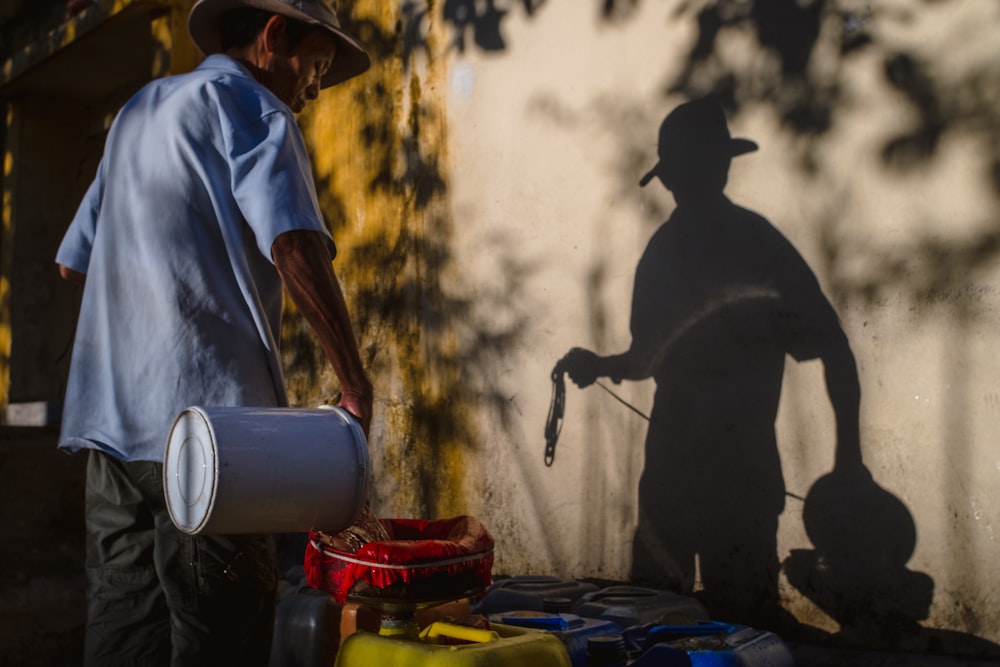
[
  {"x1": 439, "y1": 0, "x2": 1000, "y2": 657},
  {"x1": 285, "y1": 0, "x2": 1000, "y2": 659},
  {"x1": 3, "y1": 0, "x2": 997, "y2": 662}
]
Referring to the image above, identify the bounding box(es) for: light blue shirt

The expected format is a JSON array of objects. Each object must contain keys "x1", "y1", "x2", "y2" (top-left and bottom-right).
[{"x1": 57, "y1": 54, "x2": 334, "y2": 462}]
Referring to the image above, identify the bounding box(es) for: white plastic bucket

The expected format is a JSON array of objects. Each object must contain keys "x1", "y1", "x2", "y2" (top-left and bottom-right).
[{"x1": 163, "y1": 405, "x2": 368, "y2": 535}]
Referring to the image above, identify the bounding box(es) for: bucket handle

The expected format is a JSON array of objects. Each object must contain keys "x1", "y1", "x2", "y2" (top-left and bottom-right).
[
  {"x1": 497, "y1": 614, "x2": 575, "y2": 631},
  {"x1": 584, "y1": 585, "x2": 659, "y2": 600},
  {"x1": 420, "y1": 622, "x2": 499, "y2": 645}
]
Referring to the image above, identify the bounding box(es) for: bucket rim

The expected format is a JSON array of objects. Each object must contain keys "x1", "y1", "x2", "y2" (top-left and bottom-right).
[{"x1": 163, "y1": 405, "x2": 220, "y2": 535}]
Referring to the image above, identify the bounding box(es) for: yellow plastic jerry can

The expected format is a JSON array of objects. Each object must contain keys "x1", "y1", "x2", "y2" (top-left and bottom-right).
[{"x1": 334, "y1": 621, "x2": 573, "y2": 666}]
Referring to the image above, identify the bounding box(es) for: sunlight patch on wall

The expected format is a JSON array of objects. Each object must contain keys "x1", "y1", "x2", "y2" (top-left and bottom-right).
[{"x1": 283, "y1": 0, "x2": 479, "y2": 520}]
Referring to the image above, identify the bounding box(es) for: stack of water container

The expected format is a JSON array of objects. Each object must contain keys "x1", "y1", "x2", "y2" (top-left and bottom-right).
[
  {"x1": 272, "y1": 574, "x2": 797, "y2": 666},
  {"x1": 470, "y1": 575, "x2": 796, "y2": 666}
]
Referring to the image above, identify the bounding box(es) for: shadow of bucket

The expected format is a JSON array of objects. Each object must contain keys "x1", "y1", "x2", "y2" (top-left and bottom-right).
[{"x1": 163, "y1": 406, "x2": 368, "y2": 535}]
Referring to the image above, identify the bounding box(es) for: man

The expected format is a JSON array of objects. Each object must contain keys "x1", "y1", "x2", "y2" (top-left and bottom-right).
[
  {"x1": 56, "y1": 1, "x2": 373, "y2": 663},
  {"x1": 557, "y1": 98, "x2": 862, "y2": 628}
]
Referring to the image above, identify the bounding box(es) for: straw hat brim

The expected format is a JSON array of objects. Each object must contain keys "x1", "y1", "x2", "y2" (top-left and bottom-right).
[{"x1": 188, "y1": 0, "x2": 371, "y2": 88}]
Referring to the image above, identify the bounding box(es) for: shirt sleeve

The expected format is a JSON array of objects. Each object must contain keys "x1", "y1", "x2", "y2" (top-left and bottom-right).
[
  {"x1": 227, "y1": 108, "x2": 336, "y2": 262},
  {"x1": 56, "y1": 160, "x2": 104, "y2": 274}
]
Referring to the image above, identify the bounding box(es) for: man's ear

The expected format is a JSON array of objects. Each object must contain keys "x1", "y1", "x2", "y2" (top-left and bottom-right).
[{"x1": 261, "y1": 14, "x2": 289, "y2": 55}]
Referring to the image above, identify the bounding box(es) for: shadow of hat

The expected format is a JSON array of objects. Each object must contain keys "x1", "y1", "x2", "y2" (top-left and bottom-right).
[{"x1": 640, "y1": 98, "x2": 758, "y2": 187}]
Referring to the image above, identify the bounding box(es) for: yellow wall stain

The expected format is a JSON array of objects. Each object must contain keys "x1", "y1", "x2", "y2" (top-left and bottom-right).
[
  {"x1": 156, "y1": 1, "x2": 200, "y2": 76},
  {"x1": 0, "y1": 105, "x2": 17, "y2": 408},
  {"x1": 284, "y1": 0, "x2": 481, "y2": 521}
]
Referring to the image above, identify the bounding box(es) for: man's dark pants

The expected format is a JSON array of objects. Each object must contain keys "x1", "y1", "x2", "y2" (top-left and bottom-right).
[{"x1": 84, "y1": 450, "x2": 277, "y2": 667}]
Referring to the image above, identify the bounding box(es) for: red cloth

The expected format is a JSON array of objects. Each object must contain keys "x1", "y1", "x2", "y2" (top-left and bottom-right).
[{"x1": 305, "y1": 516, "x2": 494, "y2": 604}]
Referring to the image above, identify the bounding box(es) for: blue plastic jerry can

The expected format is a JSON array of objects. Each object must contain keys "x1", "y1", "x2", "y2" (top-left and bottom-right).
[
  {"x1": 487, "y1": 611, "x2": 621, "y2": 667},
  {"x1": 472, "y1": 575, "x2": 600, "y2": 614},
  {"x1": 625, "y1": 621, "x2": 795, "y2": 667},
  {"x1": 574, "y1": 586, "x2": 710, "y2": 630}
]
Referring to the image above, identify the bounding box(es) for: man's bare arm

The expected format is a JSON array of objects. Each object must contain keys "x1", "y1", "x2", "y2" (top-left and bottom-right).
[{"x1": 272, "y1": 230, "x2": 373, "y2": 434}]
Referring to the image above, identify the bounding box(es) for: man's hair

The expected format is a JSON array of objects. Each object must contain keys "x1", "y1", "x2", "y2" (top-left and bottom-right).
[{"x1": 217, "y1": 7, "x2": 317, "y2": 52}]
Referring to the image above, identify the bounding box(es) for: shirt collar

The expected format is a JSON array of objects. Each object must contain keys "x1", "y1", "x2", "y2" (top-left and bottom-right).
[{"x1": 196, "y1": 53, "x2": 258, "y2": 81}]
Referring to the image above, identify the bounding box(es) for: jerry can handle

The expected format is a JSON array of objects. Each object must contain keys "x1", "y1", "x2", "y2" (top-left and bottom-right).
[
  {"x1": 420, "y1": 622, "x2": 499, "y2": 644},
  {"x1": 584, "y1": 585, "x2": 658, "y2": 600},
  {"x1": 497, "y1": 614, "x2": 572, "y2": 631},
  {"x1": 647, "y1": 621, "x2": 735, "y2": 643}
]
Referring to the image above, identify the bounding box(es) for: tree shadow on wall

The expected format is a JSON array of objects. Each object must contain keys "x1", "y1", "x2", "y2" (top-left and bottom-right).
[
  {"x1": 280, "y1": 15, "x2": 532, "y2": 517},
  {"x1": 556, "y1": 97, "x2": 869, "y2": 633},
  {"x1": 406, "y1": 0, "x2": 640, "y2": 55},
  {"x1": 436, "y1": 0, "x2": 546, "y2": 53},
  {"x1": 664, "y1": 0, "x2": 1000, "y2": 188},
  {"x1": 413, "y1": 0, "x2": 999, "y2": 195}
]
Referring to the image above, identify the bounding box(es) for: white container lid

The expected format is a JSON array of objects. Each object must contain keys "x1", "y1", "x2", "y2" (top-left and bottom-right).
[{"x1": 164, "y1": 406, "x2": 218, "y2": 534}]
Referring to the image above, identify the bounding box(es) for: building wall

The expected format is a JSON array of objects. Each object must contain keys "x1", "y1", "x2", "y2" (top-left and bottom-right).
[{"x1": 290, "y1": 0, "x2": 1000, "y2": 658}]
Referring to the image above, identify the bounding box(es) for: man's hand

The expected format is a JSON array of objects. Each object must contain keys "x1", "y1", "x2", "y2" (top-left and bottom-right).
[
  {"x1": 337, "y1": 389, "x2": 373, "y2": 435},
  {"x1": 557, "y1": 347, "x2": 601, "y2": 388}
]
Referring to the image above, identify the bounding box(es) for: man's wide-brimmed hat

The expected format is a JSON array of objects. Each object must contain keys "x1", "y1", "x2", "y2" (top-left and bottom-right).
[
  {"x1": 640, "y1": 98, "x2": 758, "y2": 187},
  {"x1": 188, "y1": 0, "x2": 371, "y2": 88}
]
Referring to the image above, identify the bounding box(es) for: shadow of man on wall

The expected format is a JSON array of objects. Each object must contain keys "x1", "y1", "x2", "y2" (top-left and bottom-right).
[{"x1": 556, "y1": 97, "x2": 865, "y2": 631}]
